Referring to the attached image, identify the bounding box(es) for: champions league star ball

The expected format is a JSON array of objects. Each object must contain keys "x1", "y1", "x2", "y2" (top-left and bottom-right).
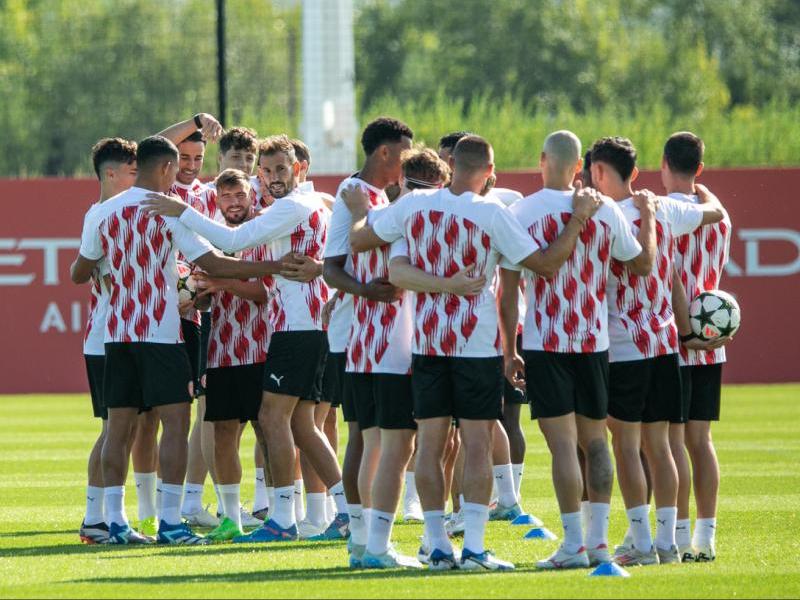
[
  {"x1": 689, "y1": 290, "x2": 741, "y2": 341},
  {"x1": 176, "y1": 261, "x2": 198, "y2": 303}
]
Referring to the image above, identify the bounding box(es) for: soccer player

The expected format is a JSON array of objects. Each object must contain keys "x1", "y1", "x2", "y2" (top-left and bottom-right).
[
  {"x1": 71, "y1": 135, "x2": 286, "y2": 545},
  {"x1": 76, "y1": 137, "x2": 138, "y2": 544},
  {"x1": 662, "y1": 132, "x2": 732, "y2": 562},
  {"x1": 588, "y1": 136, "x2": 724, "y2": 566},
  {"x1": 499, "y1": 131, "x2": 650, "y2": 569},
  {"x1": 292, "y1": 138, "x2": 336, "y2": 211},
  {"x1": 142, "y1": 134, "x2": 349, "y2": 544},
  {"x1": 347, "y1": 134, "x2": 600, "y2": 571},
  {"x1": 321, "y1": 117, "x2": 414, "y2": 564}
]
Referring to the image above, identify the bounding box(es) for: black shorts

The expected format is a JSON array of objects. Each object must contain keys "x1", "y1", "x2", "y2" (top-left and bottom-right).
[
  {"x1": 205, "y1": 362, "x2": 265, "y2": 423},
  {"x1": 524, "y1": 350, "x2": 609, "y2": 420},
  {"x1": 263, "y1": 331, "x2": 327, "y2": 401},
  {"x1": 322, "y1": 351, "x2": 345, "y2": 409},
  {"x1": 181, "y1": 318, "x2": 201, "y2": 398},
  {"x1": 677, "y1": 364, "x2": 723, "y2": 422},
  {"x1": 198, "y1": 312, "x2": 211, "y2": 395},
  {"x1": 412, "y1": 355, "x2": 503, "y2": 421},
  {"x1": 504, "y1": 336, "x2": 528, "y2": 405},
  {"x1": 104, "y1": 342, "x2": 193, "y2": 410},
  {"x1": 346, "y1": 372, "x2": 415, "y2": 430},
  {"x1": 608, "y1": 354, "x2": 682, "y2": 423},
  {"x1": 85, "y1": 354, "x2": 107, "y2": 420}
]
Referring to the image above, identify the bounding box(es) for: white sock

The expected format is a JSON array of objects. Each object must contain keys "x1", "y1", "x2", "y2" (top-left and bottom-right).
[
  {"x1": 493, "y1": 464, "x2": 517, "y2": 507},
  {"x1": 622, "y1": 525, "x2": 634, "y2": 547},
  {"x1": 693, "y1": 517, "x2": 717, "y2": 548},
  {"x1": 267, "y1": 486, "x2": 275, "y2": 514},
  {"x1": 626, "y1": 504, "x2": 652, "y2": 552},
  {"x1": 161, "y1": 483, "x2": 183, "y2": 526},
  {"x1": 457, "y1": 494, "x2": 465, "y2": 514},
  {"x1": 348, "y1": 503, "x2": 366, "y2": 546},
  {"x1": 329, "y1": 481, "x2": 348, "y2": 515},
  {"x1": 293, "y1": 479, "x2": 305, "y2": 522},
  {"x1": 272, "y1": 485, "x2": 296, "y2": 530},
  {"x1": 306, "y1": 493, "x2": 327, "y2": 527},
  {"x1": 156, "y1": 478, "x2": 163, "y2": 521},
  {"x1": 219, "y1": 484, "x2": 242, "y2": 530},
  {"x1": 490, "y1": 478, "x2": 498, "y2": 505},
  {"x1": 254, "y1": 468, "x2": 268, "y2": 511},
  {"x1": 326, "y1": 494, "x2": 336, "y2": 523},
  {"x1": 133, "y1": 472, "x2": 157, "y2": 521},
  {"x1": 104, "y1": 485, "x2": 127, "y2": 527},
  {"x1": 181, "y1": 482, "x2": 204, "y2": 515},
  {"x1": 675, "y1": 518, "x2": 692, "y2": 547},
  {"x1": 462, "y1": 502, "x2": 489, "y2": 554},
  {"x1": 85, "y1": 485, "x2": 105, "y2": 525},
  {"x1": 580, "y1": 500, "x2": 592, "y2": 544},
  {"x1": 586, "y1": 502, "x2": 610, "y2": 549},
  {"x1": 366, "y1": 509, "x2": 394, "y2": 555},
  {"x1": 512, "y1": 463, "x2": 524, "y2": 502},
  {"x1": 655, "y1": 506, "x2": 678, "y2": 551},
  {"x1": 423, "y1": 510, "x2": 453, "y2": 555},
  {"x1": 404, "y1": 471, "x2": 419, "y2": 502},
  {"x1": 560, "y1": 511, "x2": 583, "y2": 553},
  {"x1": 214, "y1": 484, "x2": 224, "y2": 516}
]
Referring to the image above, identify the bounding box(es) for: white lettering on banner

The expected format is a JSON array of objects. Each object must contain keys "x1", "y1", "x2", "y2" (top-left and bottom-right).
[
  {"x1": 0, "y1": 239, "x2": 35, "y2": 285},
  {"x1": 39, "y1": 301, "x2": 86, "y2": 333},
  {"x1": 740, "y1": 229, "x2": 800, "y2": 277},
  {"x1": 0, "y1": 238, "x2": 80, "y2": 286}
]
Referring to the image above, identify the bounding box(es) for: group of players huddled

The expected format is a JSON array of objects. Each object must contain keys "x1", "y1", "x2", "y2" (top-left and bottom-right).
[{"x1": 70, "y1": 112, "x2": 732, "y2": 572}]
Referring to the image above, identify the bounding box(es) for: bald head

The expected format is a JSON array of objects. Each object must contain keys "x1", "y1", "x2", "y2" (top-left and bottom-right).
[{"x1": 542, "y1": 130, "x2": 582, "y2": 172}]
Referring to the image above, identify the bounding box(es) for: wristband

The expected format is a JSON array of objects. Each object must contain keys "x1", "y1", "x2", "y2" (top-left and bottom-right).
[
  {"x1": 193, "y1": 114, "x2": 203, "y2": 129},
  {"x1": 680, "y1": 332, "x2": 698, "y2": 343}
]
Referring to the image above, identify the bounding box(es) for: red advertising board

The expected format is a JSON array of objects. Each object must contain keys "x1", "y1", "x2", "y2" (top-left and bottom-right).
[{"x1": 1, "y1": 169, "x2": 798, "y2": 393}]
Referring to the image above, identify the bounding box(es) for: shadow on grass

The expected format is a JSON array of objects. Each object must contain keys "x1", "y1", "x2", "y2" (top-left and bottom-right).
[{"x1": 0, "y1": 529, "x2": 76, "y2": 537}]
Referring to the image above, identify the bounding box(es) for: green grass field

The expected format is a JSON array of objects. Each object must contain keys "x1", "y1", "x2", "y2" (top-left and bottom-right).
[{"x1": 1, "y1": 385, "x2": 799, "y2": 598}]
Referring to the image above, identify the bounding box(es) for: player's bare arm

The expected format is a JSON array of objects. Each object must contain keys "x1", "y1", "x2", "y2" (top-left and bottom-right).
[
  {"x1": 625, "y1": 189, "x2": 658, "y2": 276},
  {"x1": 193, "y1": 251, "x2": 284, "y2": 281},
  {"x1": 518, "y1": 185, "x2": 602, "y2": 278},
  {"x1": 694, "y1": 183, "x2": 726, "y2": 225},
  {"x1": 387, "y1": 256, "x2": 486, "y2": 295},
  {"x1": 339, "y1": 184, "x2": 385, "y2": 253},
  {"x1": 497, "y1": 267, "x2": 525, "y2": 391},
  {"x1": 194, "y1": 272, "x2": 268, "y2": 303},
  {"x1": 70, "y1": 255, "x2": 101, "y2": 285},
  {"x1": 158, "y1": 113, "x2": 223, "y2": 145},
  {"x1": 142, "y1": 192, "x2": 189, "y2": 217},
  {"x1": 671, "y1": 268, "x2": 729, "y2": 351},
  {"x1": 280, "y1": 254, "x2": 323, "y2": 281}
]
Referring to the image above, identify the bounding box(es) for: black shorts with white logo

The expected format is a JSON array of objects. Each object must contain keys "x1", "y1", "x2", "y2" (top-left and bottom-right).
[
  {"x1": 412, "y1": 355, "x2": 503, "y2": 421},
  {"x1": 181, "y1": 318, "x2": 201, "y2": 398},
  {"x1": 346, "y1": 372, "x2": 416, "y2": 430},
  {"x1": 676, "y1": 364, "x2": 723, "y2": 422},
  {"x1": 322, "y1": 351, "x2": 345, "y2": 409},
  {"x1": 205, "y1": 362, "x2": 265, "y2": 423},
  {"x1": 524, "y1": 350, "x2": 609, "y2": 420},
  {"x1": 263, "y1": 331, "x2": 327, "y2": 402},
  {"x1": 104, "y1": 342, "x2": 193, "y2": 410},
  {"x1": 84, "y1": 354, "x2": 107, "y2": 420},
  {"x1": 608, "y1": 353, "x2": 682, "y2": 423},
  {"x1": 504, "y1": 336, "x2": 528, "y2": 405}
]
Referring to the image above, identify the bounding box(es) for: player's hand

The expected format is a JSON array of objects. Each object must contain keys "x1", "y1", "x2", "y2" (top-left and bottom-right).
[
  {"x1": 143, "y1": 193, "x2": 188, "y2": 218},
  {"x1": 194, "y1": 272, "x2": 230, "y2": 297},
  {"x1": 321, "y1": 296, "x2": 338, "y2": 328},
  {"x1": 340, "y1": 183, "x2": 371, "y2": 218},
  {"x1": 695, "y1": 183, "x2": 720, "y2": 205},
  {"x1": 571, "y1": 181, "x2": 603, "y2": 222},
  {"x1": 197, "y1": 113, "x2": 223, "y2": 143},
  {"x1": 632, "y1": 189, "x2": 659, "y2": 213},
  {"x1": 682, "y1": 335, "x2": 732, "y2": 351},
  {"x1": 178, "y1": 299, "x2": 196, "y2": 316},
  {"x1": 504, "y1": 353, "x2": 526, "y2": 391},
  {"x1": 443, "y1": 264, "x2": 486, "y2": 296},
  {"x1": 361, "y1": 277, "x2": 403, "y2": 302},
  {"x1": 280, "y1": 254, "x2": 322, "y2": 283}
]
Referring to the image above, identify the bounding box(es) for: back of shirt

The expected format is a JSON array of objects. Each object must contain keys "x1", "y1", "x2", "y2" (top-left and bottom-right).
[{"x1": 670, "y1": 192, "x2": 732, "y2": 366}]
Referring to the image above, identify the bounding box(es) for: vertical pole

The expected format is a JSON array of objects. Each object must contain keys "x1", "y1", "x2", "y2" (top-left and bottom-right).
[{"x1": 216, "y1": 0, "x2": 227, "y2": 127}]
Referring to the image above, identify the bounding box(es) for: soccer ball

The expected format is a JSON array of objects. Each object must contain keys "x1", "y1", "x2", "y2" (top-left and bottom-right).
[
  {"x1": 176, "y1": 261, "x2": 198, "y2": 304},
  {"x1": 689, "y1": 290, "x2": 741, "y2": 341}
]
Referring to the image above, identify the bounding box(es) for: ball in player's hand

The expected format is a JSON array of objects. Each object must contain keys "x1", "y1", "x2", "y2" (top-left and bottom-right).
[
  {"x1": 177, "y1": 261, "x2": 198, "y2": 304},
  {"x1": 689, "y1": 290, "x2": 741, "y2": 341}
]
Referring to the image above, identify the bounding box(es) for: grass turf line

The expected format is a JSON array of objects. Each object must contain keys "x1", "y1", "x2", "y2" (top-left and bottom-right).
[{"x1": 0, "y1": 385, "x2": 798, "y2": 598}]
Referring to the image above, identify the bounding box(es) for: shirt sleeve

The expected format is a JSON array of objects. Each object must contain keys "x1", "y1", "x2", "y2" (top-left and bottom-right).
[
  {"x1": 608, "y1": 205, "x2": 642, "y2": 262},
  {"x1": 78, "y1": 207, "x2": 104, "y2": 260},
  {"x1": 167, "y1": 217, "x2": 215, "y2": 262},
  {"x1": 490, "y1": 206, "x2": 539, "y2": 266},
  {"x1": 389, "y1": 239, "x2": 409, "y2": 260},
  {"x1": 179, "y1": 200, "x2": 301, "y2": 253},
  {"x1": 661, "y1": 196, "x2": 704, "y2": 237},
  {"x1": 371, "y1": 198, "x2": 407, "y2": 244},
  {"x1": 323, "y1": 196, "x2": 353, "y2": 258}
]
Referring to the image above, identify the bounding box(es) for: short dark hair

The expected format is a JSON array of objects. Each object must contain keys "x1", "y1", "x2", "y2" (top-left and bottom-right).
[
  {"x1": 215, "y1": 168, "x2": 252, "y2": 191},
  {"x1": 259, "y1": 134, "x2": 297, "y2": 163},
  {"x1": 290, "y1": 138, "x2": 310, "y2": 165},
  {"x1": 361, "y1": 117, "x2": 414, "y2": 155},
  {"x1": 180, "y1": 130, "x2": 206, "y2": 145},
  {"x1": 590, "y1": 137, "x2": 637, "y2": 181},
  {"x1": 453, "y1": 135, "x2": 493, "y2": 173},
  {"x1": 136, "y1": 135, "x2": 179, "y2": 171},
  {"x1": 438, "y1": 131, "x2": 472, "y2": 152},
  {"x1": 91, "y1": 137, "x2": 137, "y2": 179},
  {"x1": 664, "y1": 131, "x2": 704, "y2": 176},
  {"x1": 219, "y1": 127, "x2": 258, "y2": 155}
]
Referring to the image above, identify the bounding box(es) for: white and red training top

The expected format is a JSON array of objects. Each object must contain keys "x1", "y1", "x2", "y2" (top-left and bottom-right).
[
  {"x1": 670, "y1": 192, "x2": 732, "y2": 366},
  {"x1": 323, "y1": 177, "x2": 387, "y2": 354},
  {"x1": 372, "y1": 188, "x2": 539, "y2": 358},
  {"x1": 207, "y1": 244, "x2": 270, "y2": 369},
  {"x1": 81, "y1": 203, "x2": 111, "y2": 356},
  {"x1": 504, "y1": 189, "x2": 643, "y2": 354},
  {"x1": 178, "y1": 186, "x2": 330, "y2": 333},
  {"x1": 607, "y1": 196, "x2": 706, "y2": 362},
  {"x1": 78, "y1": 187, "x2": 213, "y2": 344}
]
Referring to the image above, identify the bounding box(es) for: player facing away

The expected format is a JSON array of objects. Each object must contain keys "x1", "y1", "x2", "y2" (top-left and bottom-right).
[
  {"x1": 75, "y1": 137, "x2": 138, "y2": 544},
  {"x1": 71, "y1": 136, "x2": 287, "y2": 545},
  {"x1": 588, "y1": 136, "x2": 725, "y2": 566},
  {"x1": 662, "y1": 132, "x2": 732, "y2": 562},
  {"x1": 499, "y1": 131, "x2": 651, "y2": 570},
  {"x1": 142, "y1": 134, "x2": 351, "y2": 544},
  {"x1": 321, "y1": 117, "x2": 414, "y2": 560},
  {"x1": 347, "y1": 135, "x2": 601, "y2": 571}
]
